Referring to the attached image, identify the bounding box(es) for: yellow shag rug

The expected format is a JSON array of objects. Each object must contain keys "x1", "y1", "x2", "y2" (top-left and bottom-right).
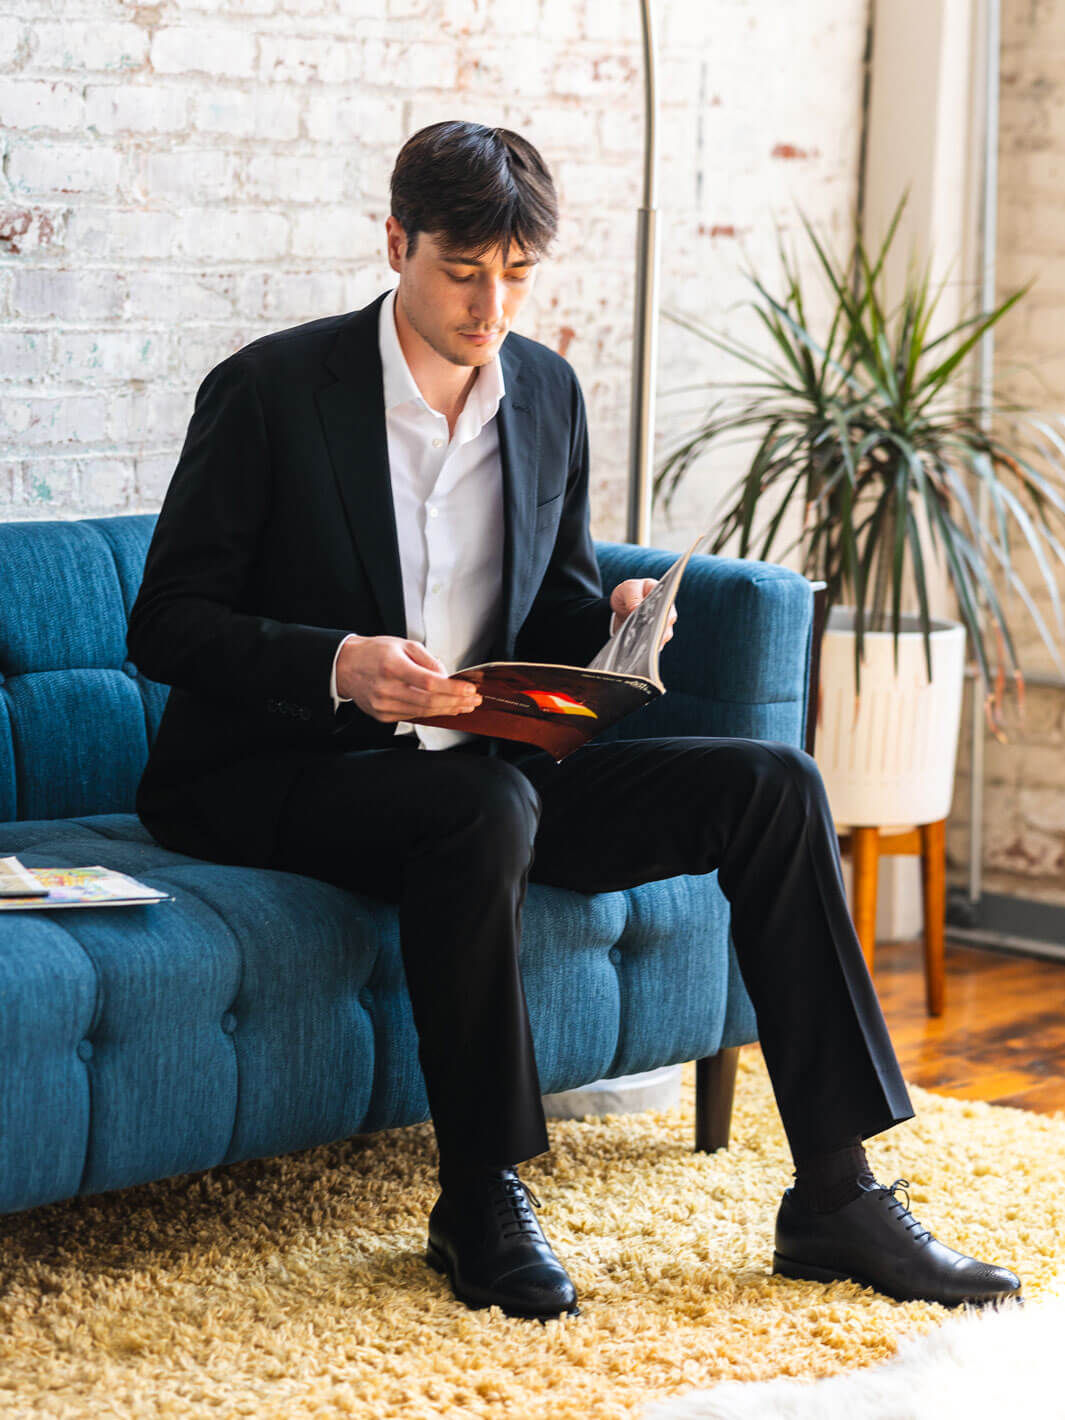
[{"x1": 2, "y1": 1050, "x2": 1064, "y2": 1420}]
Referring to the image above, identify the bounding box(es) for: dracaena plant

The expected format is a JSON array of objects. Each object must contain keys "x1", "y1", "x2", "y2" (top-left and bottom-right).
[{"x1": 654, "y1": 191, "x2": 1065, "y2": 730}]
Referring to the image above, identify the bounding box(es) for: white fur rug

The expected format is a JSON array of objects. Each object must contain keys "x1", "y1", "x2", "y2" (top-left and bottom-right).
[{"x1": 643, "y1": 1290, "x2": 1065, "y2": 1420}]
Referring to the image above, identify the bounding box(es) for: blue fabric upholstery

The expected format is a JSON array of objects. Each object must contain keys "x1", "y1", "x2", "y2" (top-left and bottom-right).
[{"x1": 0, "y1": 515, "x2": 811, "y2": 1215}]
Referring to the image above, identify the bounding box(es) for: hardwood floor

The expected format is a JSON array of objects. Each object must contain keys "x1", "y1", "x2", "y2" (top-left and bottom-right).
[{"x1": 872, "y1": 936, "x2": 1065, "y2": 1115}]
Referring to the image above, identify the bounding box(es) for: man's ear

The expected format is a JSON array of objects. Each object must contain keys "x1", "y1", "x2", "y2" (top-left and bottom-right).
[{"x1": 385, "y1": 216, "x2": 408, "y2": 275}]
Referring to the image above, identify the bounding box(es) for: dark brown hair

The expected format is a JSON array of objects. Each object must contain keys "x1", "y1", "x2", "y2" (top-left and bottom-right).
[{"x1": 389, "y1": 122, "x2": 558, "y2": 259}]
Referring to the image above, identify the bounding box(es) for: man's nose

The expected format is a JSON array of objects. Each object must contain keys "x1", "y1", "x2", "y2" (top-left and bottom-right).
[{"x1": 469, "y1": 278, "x2": 505, "y2": 327}]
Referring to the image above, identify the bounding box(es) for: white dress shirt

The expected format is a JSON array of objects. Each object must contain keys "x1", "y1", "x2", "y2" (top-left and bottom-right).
[{"x1": 329, "y1": 287, "x2": 506, "y2": 750}]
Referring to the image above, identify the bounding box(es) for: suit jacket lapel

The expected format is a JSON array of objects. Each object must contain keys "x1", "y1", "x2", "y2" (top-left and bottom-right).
[
  {"x1": 316, "y1": 295, "x2": 407, "y2": 638},
  {"x1": 497, "y1": 341, "x2": 540, "y2": 656}
]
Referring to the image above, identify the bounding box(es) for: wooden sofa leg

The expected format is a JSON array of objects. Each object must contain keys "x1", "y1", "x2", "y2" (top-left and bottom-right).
[{"x1": 695, "y1": 1047, "x2": 740, "y2": 1152}]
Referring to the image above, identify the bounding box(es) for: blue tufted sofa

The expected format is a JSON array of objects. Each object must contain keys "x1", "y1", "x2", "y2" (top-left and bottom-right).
[{"x1": 0, "y1": 513, "x2": 815, "y2": 1216}]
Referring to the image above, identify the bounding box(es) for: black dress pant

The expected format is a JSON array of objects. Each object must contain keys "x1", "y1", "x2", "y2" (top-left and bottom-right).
[{"x1": 269, "y1": 734, "x2": 914, "y2": 1172}]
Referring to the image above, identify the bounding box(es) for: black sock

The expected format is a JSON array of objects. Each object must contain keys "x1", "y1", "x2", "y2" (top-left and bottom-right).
[
  {"x1": 791, "y1": 1139, "x2": 876, "y2": 1212},
  {"x1": 437, "y1": 1157, "x2": 514, "y2": 1196}
]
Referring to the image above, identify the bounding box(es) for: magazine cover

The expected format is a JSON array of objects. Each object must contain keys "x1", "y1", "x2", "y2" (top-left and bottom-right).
[{"x1": 0, "y1": 862, "x2": 172, "y2": 911}]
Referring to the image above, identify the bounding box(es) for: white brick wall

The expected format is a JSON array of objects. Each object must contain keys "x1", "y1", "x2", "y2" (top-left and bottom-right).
[{"x1": 0, "y1": 0, "x2": 868, "y2": 556}]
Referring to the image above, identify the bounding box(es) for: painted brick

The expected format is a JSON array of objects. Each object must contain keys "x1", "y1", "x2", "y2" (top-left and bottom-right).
[
  {"x1": 0, "y1": 332, "x2": 51, "y2": 382},
  {"x1": 175, "y1": 208, "x2": 291, "y2": 263},
  {"x1": 33, "y1": 21, "x2": 148, "y2": 73},
  {"x1": 192, "y1": 87, "x2": 300, "y2": 141},
  {"x1": 14, "y1": 457, "x2": 79, "y2": 508},
  {"x1": 0, "y1": 79, "x2": 85, "y2": 131},
  {"x1": 0, "y1": 205, "x2": 64, "y2": 255},
  {"x1": 125, "y1": 272, "x2": 235, "y2": 322},
  {"x1": 1, "y1": 395, "x2": 107, "y2": 448},
  {"x1": 52, "y1": 330, "x2": 169, "y2": 384},
  {"x1": 9, "y1": 269, "x2": 126, "y2": 321},
  {"x1": 0, "y1": 23, "x2": 24, "y2": 69},
  {"x1": 66, "y1": 206, "x2": 180, "y2": 261},
  {"x1": 172, "y1": 0, "x2": 277, "y2": 13},
  {"x1": 79, "y1": 457, "x2": 134, "y2": 510},
  {"x1": 552, "y1": 52, "x2": 640, "y2": 100},
  {"x1": 141, "y1": 148, "x2": 239, "y2": 203},
  {"x1": 290, "y1": 207, "x2": 382, "y2": 261},
  {"x1": 151, "y1": 27, "x2": 258, "y2": 79},
  {"x1": 244, "y1": 152, "x2": 352, "y2": 204},
  {"x1": 303, "y1": 91, "x2": 405, "y2": 145},
  {"x1": 360, "y1": 39, "x2": 459, "y2": 91},
  {"x1": 258, "y1": 34, "x2": 361, "y2": 84},
  {"x1": 7, "y1": 141, "x2": 123, "y2": 197},
  {"x1": 85, "y1": 84, "x2": 189, "y2": 135}
]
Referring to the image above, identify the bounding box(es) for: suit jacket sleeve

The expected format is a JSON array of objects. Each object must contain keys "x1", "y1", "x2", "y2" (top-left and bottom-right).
[
  {"x1": 126, "y1": 352, "x2": 350, "y2": 727},
  {"x1": 513, "y1": 368, "x2": 613, "y2": 667}
]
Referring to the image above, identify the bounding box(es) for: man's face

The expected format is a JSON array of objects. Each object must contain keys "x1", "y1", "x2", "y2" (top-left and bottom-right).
[{"x1": 386, "y1": 218, "x2": 538, "y2": 368}]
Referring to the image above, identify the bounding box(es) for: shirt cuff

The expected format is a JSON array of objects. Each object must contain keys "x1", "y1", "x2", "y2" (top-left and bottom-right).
[{"x1": 330, "y1": 634, "x2": 359, "y2": 713}]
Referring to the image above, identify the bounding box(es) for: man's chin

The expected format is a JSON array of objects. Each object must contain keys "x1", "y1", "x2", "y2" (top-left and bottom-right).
[{"x1": 448, "y1": 333, "x2": 505, "y2": 365}]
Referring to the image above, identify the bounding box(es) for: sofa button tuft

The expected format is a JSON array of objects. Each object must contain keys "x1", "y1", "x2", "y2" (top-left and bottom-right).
[
  {"x1": 122, "y1": 660, "x2": 138, "y2": 678},
  {"x1": 0, "y1": 671, "x2": 6, "y2": 685},
  {"x1": 76, "y1": 1039, "x2": 93, "y2": 1061},
  {"x1": 221, "y1": 1011, "x2": 237, "y2": 1035},
  {"x1": 608, "y1": 946, "x2": 622, "y2": 966},
  {"x1": 358, "y1": 987, "x2": 373, "y2": 1010}
]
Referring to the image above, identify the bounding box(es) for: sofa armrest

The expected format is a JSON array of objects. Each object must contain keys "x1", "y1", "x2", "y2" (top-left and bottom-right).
[{"x1": 593, "y1": 541, "x2": 814, "y2": 750}]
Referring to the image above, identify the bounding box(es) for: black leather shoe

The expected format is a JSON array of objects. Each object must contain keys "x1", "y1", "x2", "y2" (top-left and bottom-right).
[
  {"x1": 427, "y1": 1167, "x2": 579, "y2": 1319},
  {"x1": 774, "y1": 1177, "x2": 1021, "y2": 1306}
]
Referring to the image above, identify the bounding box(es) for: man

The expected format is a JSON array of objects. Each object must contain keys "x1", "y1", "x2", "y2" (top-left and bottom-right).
[{"x1": 126, "y1": 121, "x2": 1020, "y2": 1321}]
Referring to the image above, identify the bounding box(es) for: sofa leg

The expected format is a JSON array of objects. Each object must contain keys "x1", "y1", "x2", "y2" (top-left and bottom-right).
[{"x1": 695, "y1": 1047, "x2": 740, "y2": 1152}]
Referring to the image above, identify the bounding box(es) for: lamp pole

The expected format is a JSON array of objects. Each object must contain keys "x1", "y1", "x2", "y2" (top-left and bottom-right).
[{"x1": 626, "y1": 0, "x2": 660, "y2": 547}]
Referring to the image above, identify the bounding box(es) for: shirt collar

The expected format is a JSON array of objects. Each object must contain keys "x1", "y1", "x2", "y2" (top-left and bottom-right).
[{"x1": 379, "y1": 287, "x2": 506, "y2": 430}]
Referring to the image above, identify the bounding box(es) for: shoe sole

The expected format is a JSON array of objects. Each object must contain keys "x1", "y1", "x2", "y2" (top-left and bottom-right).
[
  {"x1": 426, "y1": 1239, "x2": 581, "y2": 1321},
  {"x1": 772, "y1": 1251, "x2": 1022, "y2": 1309}
]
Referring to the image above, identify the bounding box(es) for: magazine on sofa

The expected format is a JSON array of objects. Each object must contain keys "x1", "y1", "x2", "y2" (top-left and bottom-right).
[
  {"x1": 412, "y1": 533, "x2": 706, "y2": 760},
  {"x1": 0, "y1": 858, "x2": 172, "y2": 910}
]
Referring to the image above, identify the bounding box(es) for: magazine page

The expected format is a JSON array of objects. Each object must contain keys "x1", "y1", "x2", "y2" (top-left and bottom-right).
[{"x1": 586, "y1": 533, "x2": 706, "y2": 682}]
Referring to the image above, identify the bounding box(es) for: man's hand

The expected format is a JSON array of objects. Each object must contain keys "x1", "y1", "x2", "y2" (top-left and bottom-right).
[
  {"x1": 335, "y1": 635, "x2": 482, "y2": 722},
  {"x1": 609, "y1": 578, "x2": 678, "y2": 644}
]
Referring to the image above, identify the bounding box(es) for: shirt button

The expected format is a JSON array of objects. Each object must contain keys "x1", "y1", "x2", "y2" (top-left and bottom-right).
[
  {"x1": 428, "y1": 506, "x2": 439, "y2": 518},
  {"x1": 432, "y1": 437, "x2": 444, "y2": 449}
]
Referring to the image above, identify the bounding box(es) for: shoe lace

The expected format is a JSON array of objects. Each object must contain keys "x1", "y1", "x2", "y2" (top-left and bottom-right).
[
  {"x1": 882, "y1": 1178, "x2": 934, "y2": 1244},
  {"x1": 490, "y1": 1173, "x2": 543, "y2": 1240}
]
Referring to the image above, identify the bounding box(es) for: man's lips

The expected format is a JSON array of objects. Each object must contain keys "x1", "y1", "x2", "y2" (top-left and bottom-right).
[{"x1": 459, "y1": 330, "x2": 502, "y2": 345}]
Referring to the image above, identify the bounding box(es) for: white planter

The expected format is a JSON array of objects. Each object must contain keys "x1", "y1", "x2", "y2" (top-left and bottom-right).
[{"x1": 816, "y1": 607, "x2": 967, "y2": 828}]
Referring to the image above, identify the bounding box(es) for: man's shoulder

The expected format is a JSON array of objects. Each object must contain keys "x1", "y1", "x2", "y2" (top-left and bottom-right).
[{"x1": 205, "y1": 296, "x2": 385, "y2": 389}]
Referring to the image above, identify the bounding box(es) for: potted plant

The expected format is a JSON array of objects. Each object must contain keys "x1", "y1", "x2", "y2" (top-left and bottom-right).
[{"x1": 654, "y1": 192, "x2": 1065, "y2": 840}]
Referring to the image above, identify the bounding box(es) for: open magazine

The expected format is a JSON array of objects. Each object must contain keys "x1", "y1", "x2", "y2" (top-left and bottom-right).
[
  {"x1": 413, "y1": 533, "x2": 707, "y2": 759},
  {"x1": 0, "y1": 858, "x2": 172, "y2": 910}
]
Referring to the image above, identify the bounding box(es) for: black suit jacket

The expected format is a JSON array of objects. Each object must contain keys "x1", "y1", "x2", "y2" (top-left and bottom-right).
[{"x1": 126, "y1": 293, "x2": 613, "y2": 867}]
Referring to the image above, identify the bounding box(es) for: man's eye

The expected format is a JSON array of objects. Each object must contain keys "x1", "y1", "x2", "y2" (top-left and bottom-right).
[
  {"x1": 447, "y1": 272, "x2": 475, "y2": 283},
  {"x1": 506, "y1": 273, "x2": 531, "y2": 283}
]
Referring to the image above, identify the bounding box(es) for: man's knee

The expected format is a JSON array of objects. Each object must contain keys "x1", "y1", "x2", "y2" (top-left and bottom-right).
[{"x1": 442, "y1": 756, "x2": 541, "y2": 874}]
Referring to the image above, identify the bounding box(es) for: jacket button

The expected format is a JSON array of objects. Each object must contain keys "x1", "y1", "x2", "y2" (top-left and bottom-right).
[
  {"x1": 267, "y1": 699, "x2": 277, "y2": 712},
  {"x1": 299, "y1": 707, "x2": 310, "y2": 720},
  {"x1": 122, "y1": 660, "x2": 138, "y2": 678}
]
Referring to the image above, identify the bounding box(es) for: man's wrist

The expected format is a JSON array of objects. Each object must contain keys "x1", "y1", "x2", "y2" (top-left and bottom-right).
[{"x1": 330, "y1": 633, "x2": 362, "y2": 712}]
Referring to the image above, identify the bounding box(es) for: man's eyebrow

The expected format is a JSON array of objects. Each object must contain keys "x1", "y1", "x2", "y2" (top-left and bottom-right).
[{"x1": 439, "y1": 254, "x2": 539, "y2": 267}]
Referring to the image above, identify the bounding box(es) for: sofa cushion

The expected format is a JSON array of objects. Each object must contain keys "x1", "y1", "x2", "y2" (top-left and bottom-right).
[{"x1": 0, "y1": 814, "x2": 746, "y2": 1213}]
